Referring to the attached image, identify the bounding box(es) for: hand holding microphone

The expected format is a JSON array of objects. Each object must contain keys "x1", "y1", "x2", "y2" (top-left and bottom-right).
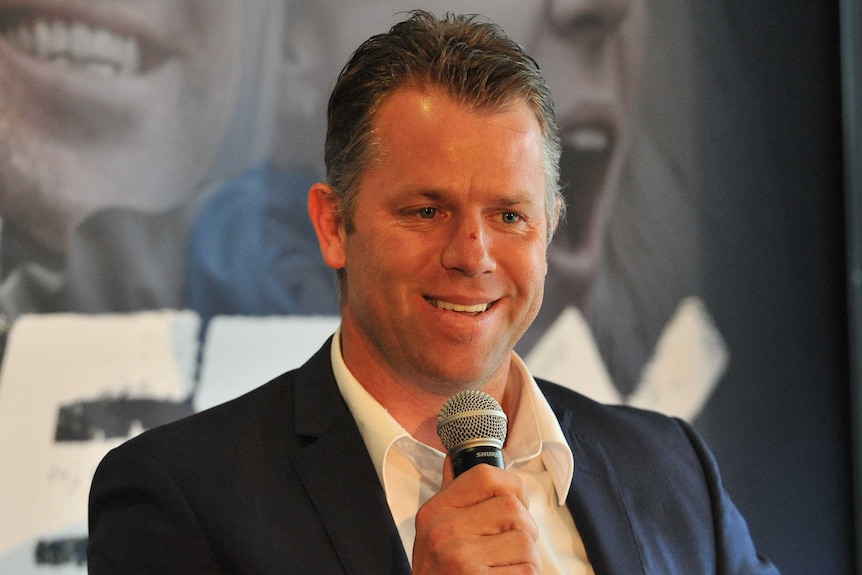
[{"x1": 411, "y1": 390, "x2": 542, "y2": 574}]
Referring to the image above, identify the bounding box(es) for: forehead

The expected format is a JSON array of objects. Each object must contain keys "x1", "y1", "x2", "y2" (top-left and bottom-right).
[
  {"x1": 379, "y1": 87, "x2": 536, "y2": 144},
  {"x1": 364, "y1": 87, "x2": 546, "y2": 199}
]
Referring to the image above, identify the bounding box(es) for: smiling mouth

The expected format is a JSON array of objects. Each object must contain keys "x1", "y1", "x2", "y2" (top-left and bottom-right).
[
  {"x1": 557, "y1": 123, "x2": 616, "y2": 249},
  {"x1": 0, "y1": 9, "x2": 161, "y2": 76},
  {"x1": 427, "y1": 298, "x2": 490, "y2": 314}
]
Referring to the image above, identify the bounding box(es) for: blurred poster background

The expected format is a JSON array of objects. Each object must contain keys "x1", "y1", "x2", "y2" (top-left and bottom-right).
[{"x1": 0, "y1": 1, "x2": 853, "y2": 573}]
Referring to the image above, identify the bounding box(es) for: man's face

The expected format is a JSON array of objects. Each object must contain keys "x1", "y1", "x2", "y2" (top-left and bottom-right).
[
  {"x1": 292, "y1": 0, "x2": 647, "y2": 309},
  {"x1": 0, "y1": 0, "x2": 242, "y2": 251},
  {"x1": 332, "y1": 87, "x2": 549, "y2": 395}
]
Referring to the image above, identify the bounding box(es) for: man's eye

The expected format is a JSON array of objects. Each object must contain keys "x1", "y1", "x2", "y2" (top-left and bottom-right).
[
  {"x1": 502, "y1": 212, "x2": 521, "y2": 224},
  {"x1": 419, "y1": 207, "x2": 437, "y2": 219}
]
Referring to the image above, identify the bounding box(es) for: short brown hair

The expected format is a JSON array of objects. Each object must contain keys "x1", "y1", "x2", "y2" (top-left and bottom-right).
[{"x1": 324, "y1": 10, "x2": 564, "y2": 240}]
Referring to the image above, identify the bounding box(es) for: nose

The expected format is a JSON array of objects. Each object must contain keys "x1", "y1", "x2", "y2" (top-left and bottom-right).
[
  {"x1": 440, "y1": 218, "x2": 496, "y2": 277},
  {"x1": 546, "y1": 0, "x2": 632, "y2": 46}
]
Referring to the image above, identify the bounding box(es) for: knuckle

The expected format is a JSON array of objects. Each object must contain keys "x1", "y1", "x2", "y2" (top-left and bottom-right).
[
  {"x1": 499, "y1": 493, "x2": 524, "y2": 514},
  {"x1": 423, "y1": 522, "x2": 451, "y2": 552},
  {"x1": 471, "y1": 463, "x2": 497, "y2": 481},
  {"x1": 510, "y1": 528, "x2": 535, "y2": 551},
  {"x1": 414, "y1": 503, "x2": 434, "y2": 525}
]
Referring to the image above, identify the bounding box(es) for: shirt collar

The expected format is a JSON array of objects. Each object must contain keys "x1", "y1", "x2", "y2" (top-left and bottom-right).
[
  {"x1": 506, "y1": 353, "x2": 574, "y2": 505},
  {"x1": 330, "y1": 328, "x2": 419, "y2": 487},
  {"x1": 330, "y1": 327, "x2": 574, "y2": 505}
]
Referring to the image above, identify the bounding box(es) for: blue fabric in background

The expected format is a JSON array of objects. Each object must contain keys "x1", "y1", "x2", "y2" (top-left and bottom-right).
[{"x1": 187, "y1": 165, "x2": 339, "y2": 325}]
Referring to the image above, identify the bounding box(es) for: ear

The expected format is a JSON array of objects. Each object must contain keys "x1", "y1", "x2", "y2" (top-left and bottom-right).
[{"x1": 308, "y1": 183, "x2": 347, "y2": 270}]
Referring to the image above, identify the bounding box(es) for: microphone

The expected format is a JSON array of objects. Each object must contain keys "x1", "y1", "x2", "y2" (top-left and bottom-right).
[{"x1": 436, "y1": 390, "x2": 508, "y2": 477}]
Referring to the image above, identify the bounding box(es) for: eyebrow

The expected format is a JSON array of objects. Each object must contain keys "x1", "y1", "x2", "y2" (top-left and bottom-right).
[{"x1": 400, "y1": 187, "x2": 539, "y2": 209}]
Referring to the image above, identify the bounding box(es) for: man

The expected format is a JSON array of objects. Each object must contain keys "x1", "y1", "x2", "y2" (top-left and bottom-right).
[{"x1": 88, "y1": 11, "x2": 779, "y2": 573}]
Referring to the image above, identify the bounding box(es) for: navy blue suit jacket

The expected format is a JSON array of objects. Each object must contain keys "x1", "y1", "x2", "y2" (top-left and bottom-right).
[{"x1": 88, "y1": 339, "x2": 779, "y2": 574}]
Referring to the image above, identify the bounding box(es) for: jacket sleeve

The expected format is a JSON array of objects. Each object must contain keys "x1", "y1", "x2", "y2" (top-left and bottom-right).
[
  {"x1": 675, "y1": 418, "x2": 781, "y2": 575},
  {"x1": 87, "y1": 441, "x2": 226, "y2": 574}
]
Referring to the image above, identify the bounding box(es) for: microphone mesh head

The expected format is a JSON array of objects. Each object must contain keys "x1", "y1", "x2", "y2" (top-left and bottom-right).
[{"x1": 436, "y1": 390, "x2": 508, "y2": 452}]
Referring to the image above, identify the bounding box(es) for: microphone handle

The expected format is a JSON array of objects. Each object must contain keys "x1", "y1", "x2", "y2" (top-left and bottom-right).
[{"x1": 452, "y1": 445, "x2": 505, "y2": 477}]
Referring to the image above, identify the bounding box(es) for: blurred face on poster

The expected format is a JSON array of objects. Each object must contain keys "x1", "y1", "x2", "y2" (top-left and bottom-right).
[
  {"x1": 525, "y1": 0, "x2": 647, "y2": 309},
  {"x1": 450, "y1": 0, "x2": 649, "y2": 310},
  {"x1": 0, "y1": 1, "x2": 242, "y2": 253},
  {"x1": 288, "y1": 0, "x2": 647, "y2": 310}
]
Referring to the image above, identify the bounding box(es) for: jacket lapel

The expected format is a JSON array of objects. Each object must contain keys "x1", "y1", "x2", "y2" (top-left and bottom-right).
[
  {"x1": 288, "y1": 343, "x2": 645, "y2": 574},
  {"x1": 563, "y1": 430, "x2": 646, "y2": 575},
  {"x1": 291, "y1": 339, "x2": 412, "y2": 575}
]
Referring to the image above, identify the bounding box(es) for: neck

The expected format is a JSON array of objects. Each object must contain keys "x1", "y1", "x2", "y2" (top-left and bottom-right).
[
  {"x1": 337, "y1": 328, "x2": 512, "y2": 451},
  {"x1": 367, "y1": 373, "x2": 511, "y2": 452}
]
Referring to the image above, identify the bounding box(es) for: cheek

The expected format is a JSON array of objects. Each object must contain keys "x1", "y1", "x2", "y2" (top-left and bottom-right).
[
  {"x1": 344, "y1": 230, "x2": 405, "y2": 287},
  {"x1": 374, "y1": 225, "x2": 441, "y2": 269},
  {"x1": 533, "y1": 246, "x2": 551, "y2": 286},
  {"x1": 534, "y1": 255, "x2": 549, "y2": 294},
  {"x1": 513, "y1": 244, "x2": 550, "y2": 291}
]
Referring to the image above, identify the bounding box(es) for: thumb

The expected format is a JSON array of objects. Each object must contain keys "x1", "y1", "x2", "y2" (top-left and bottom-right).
[{"x1": 441, "y1": 453, "x2": 455, "y2": 488}]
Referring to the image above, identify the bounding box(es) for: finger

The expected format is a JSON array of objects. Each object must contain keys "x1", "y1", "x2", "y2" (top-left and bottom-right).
[
  {"x1": 479, "y1": 528, "x2": 543, "y2": 572},
  {"x1": 414, "y1": 477, "x2": 541, "y2": 574},
  {"x1": 415, "y1": 524, "x2": 542, "y2": 574},
  {"x1": 418, "y1": 491, "x2": 539, "y2": 547},
  {"x1": 442, "y1": 453, "x2": 455, "y2": 488},
  {"x1": 438, "y1": 464, "x2": 530, "y2": 510},
  {"x1": 469, "y1": 493, "x2": 540, "y2": 542}
]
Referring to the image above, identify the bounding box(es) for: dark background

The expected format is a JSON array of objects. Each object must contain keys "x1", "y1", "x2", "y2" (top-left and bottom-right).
[{"x1": 694, "y1": 1, "x2": 855, "y2": 573}]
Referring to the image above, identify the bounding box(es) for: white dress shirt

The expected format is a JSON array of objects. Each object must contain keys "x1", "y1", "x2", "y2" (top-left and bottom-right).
[{"x1": 331, "y1": 329, "x2": 594, "y2": 573}]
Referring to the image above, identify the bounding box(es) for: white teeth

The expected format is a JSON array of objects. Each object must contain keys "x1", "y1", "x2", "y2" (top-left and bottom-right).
[
  {"x1": 3, "y1": 18, "x2": 142, "y2": 76},
  {"x1": 34, "y1": 19, "x2": 50, "y2": 58},
  {"x1": 432, "y1": 299, "x2": 489, "y2": 313},
  {"x1": 51, "y1": 20, "x2": 69, "y2": 54},
  {"x1": 567, "y1": 127, "x2": 610, "y2": 152}
]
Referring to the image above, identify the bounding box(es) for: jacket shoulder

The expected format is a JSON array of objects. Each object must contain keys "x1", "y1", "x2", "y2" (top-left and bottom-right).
[{"x1": 537, "y1": 378, "x2": 685, "y2": 438}]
